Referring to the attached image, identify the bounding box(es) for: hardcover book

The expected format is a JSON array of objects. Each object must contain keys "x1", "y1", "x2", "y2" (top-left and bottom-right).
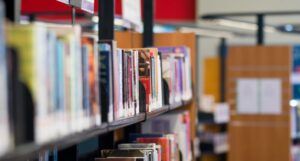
[{"x1": 137, "y1": 137, "x2": 170, "y2": 161}]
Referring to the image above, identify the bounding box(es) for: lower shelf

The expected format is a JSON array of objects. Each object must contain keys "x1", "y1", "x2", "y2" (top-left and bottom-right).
[
  {"x1": 0, "y1": 99, "x2": 193, "y2": 161},
  {"x1": 108, "y1": 113, "x2": 146, "y2": 131}
]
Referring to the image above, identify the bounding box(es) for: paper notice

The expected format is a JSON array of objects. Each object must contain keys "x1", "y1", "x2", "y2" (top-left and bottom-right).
[
  {"x1": 57, "y1": 0, "x2": 69, "y2": 4},
  {"x1": 237, "y1": 79, "x2": 259, "y2": 114},
  {"x1": 214, "y1": 103, "x2": 230, "y2": 123},
  {"x1": 260, "y1": 79, "x2": 282, "y2": 114}
]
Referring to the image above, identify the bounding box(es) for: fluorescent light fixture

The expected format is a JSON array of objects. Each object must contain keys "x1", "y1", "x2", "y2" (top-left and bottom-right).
[
  {"x1": 179, "y1": 27, "x2": 234, "y2": 38},
  {"x1": 208, "y1": 19, "x2": 276, "y2": 33}
]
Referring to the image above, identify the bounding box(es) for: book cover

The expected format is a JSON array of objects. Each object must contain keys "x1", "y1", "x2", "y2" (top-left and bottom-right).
[
  {"x1": 81, "y1": 45, "x2": 90, "y2": 124},
  {"x1": 7, "y1": 24, "x2": 50, "y2": 143},
  {"x1": 117, "y1": 49, "x2": 124, "y2": 119},
  {"x1": 118, "y1": 143, "x2": 159, "y2": 161},
  {"x1": 123, "y1": 50, "x2": 129, "y2": 117},
  {"x1": 138, "y1": 49, "x2": 152, "y2": 112},
  {"x1": 0, "y1": 1, "x2": 11, "y2": 154},
  {"x1": 82, "y1": 35, "x2": 101, "y2": 126},
  {"x1": 137, "y1": 137, "x2": 170, "y2": 161},
  {"x1": 113, "y1": 49, "x2": 123, "y2": 120},
  {"x1": 99, "y1": 40, "x2": 116, "y2": 122},
  {"x1": 141, "y1": 111, "x2": 192, "y2": 161},
  {"x1": 99, "y1": 44, "x2": 111, "y2": 122},
  {"x1": 133, "y1": 50, "x2": 140, "y2": 115}
]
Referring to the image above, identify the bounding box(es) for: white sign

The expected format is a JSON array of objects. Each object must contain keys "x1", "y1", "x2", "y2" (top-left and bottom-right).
[
  {"x1": 57, "y1": 0, "x2": 69, "y2": 4},
  {"x1": 260, "y1": 79, "x2": 282, "y2": 114},
  {"x1": 122, "y1": 0, "x2": 142, "y2": 25},
  {"x1": 81, "y1": 0, "x2": 94, "y2": 14},
  {"x1": 214, "y1": 103, "x2": 230, "y2": 123},
  {"x1": 237, "y1": 79, "x2": 259, "y2": 114},
  {"x1": 236, "y1": 78, "x2": 282, "y2": 115}
]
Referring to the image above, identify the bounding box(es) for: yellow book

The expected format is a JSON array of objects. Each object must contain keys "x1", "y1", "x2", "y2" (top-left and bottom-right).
[{"x1": 203, "y1": 57, "x2": 221, "y2": 102}]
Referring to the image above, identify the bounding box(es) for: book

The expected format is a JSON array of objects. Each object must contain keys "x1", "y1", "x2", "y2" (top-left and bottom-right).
[
  {"x1": 101, "y1": 149, "x2": 148, "y2": 161},
  {"x1": 99, "y1": 40, "x2": 116, "y2": 122},
  {"x1": 118, "y1": 143, "x2": 159, "y2": 161},
  {"x1": 158, "y1": 47, "x2": 192, "y2": 103},
  {"x1": 137, "y1": 137, "x2": 170, "y2": 161},
  {"x1": 0, "y1": 0, "x2": 12, "y2": 155},
  {"x1": 82, "y1": 34, "x2": 101, "y2": 127},
  {"x1": 135, "y1": 48, "x2": 163, "y2": 112},
  {"x1": 7, "y1": 23, "x2": 51, "y2": 143},
  {"x1": 141, "y1": 111, "x2": 192, "y2": 161},
  {"x1": 113, "y1": 49, "x2": 124, "y2": 120}
]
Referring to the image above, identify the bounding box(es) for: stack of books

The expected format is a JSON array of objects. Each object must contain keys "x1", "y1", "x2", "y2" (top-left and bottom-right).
[
  {"x1": 141, "y1": 111, "x2": 192, "y2": 161},
  {"x1": 158, "y1": 47, "x2": 192, "y2": 105},
  {"x1": 97, "y1": 132, "x2": 186, "y2": 161},
  {"x1": 0, "y1": 21, "x2": 193, "y2": 149}
]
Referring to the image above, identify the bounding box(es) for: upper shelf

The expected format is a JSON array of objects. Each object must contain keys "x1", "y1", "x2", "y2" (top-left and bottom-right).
[{"x1": 0, "y1": 99, "x2": 192, "y2": 161}]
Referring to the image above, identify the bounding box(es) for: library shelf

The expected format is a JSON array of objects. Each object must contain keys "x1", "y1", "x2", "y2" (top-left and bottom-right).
[
  {"x1": 108, "y1": 113, "x2": 146, "y2": 131},
  {"x1": 0, "y1": 123, "x2": 108, "y2": 161},
  {"x1": 199, "y1": 142, "x2": 228, "y2": 155},
  {"x1": 0, "y1": 100, "x2": 193, "y2": 161},
  {"x1": 182, "y1": 99, "x2": 193, "y2": 106},
  {"x1": 146, "y1": 105, "x2": 170, "y2": 120},
  {"x1": 170, "y1": 102, "x2": 183, "y2": 110},
  {"x1": 198, "y1": 111, "x2": 228, "y2": 125}
]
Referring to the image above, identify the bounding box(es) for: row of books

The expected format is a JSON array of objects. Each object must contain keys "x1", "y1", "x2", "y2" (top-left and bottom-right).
[
  {"x1": 33, "y1": 110, "x2": 192, "y2": 161},
  {"x1": 0, "y1": 21, "x2": 193, "y2": 154}
]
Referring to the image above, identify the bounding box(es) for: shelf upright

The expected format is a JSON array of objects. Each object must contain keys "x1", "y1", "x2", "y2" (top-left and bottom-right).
[
  {"x1": 98, "y1": 0, "x2": 114, "y2": 40},
  {"x1": 143, "y1": 0, "x2": 154, "y2": 47},
  {"x1": 3, "y1": 0, "x2": 21, "y2": 22}
]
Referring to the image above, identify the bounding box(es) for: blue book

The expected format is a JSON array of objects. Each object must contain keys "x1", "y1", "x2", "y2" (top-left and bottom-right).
[
  {"x1": 99, "y1": 43, "x2": 113, "y2": 122},
  {"x1": 82, "y1": 46, "x2": 90, "y2": 112}
]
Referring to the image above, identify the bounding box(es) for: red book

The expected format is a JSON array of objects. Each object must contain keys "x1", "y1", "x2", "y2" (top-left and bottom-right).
[{"x1": 137, "y1": 137, "x2": 170, "y2": 161}]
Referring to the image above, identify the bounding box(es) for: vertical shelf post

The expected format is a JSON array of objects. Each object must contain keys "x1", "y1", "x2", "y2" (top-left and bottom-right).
[
  {"x1": 143, "y1": 0, "x2": 154, "y2": 47},
  {"x1": 3, "y1": 0, "x2": 21, "y2": 23},
  {"x1": 99, "y1": 0, "x2": 115, "y2": 40},
  {"x1": 257, "y1": 14, "x2": 265, "y2": 45},
  {"x1": 219, "y1": 38, "x2": 227, "y2": 102}
]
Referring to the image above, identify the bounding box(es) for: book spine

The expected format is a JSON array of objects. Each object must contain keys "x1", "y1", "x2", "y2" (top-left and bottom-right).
[
  {"x1": 99, "y1": 47, "x2": 111, "y2": 122},
  {"x1": 134, "y1": 51, "x2": 139, "y2": 115},
  {"x1": 0, "y1": 1, "x2": 11, "y2": 154}
]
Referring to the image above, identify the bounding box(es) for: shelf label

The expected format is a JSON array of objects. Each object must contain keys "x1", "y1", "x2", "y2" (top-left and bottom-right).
[
  {"x1": 81, "y1": 0, "x2": 94, "y2": 13},
  {"x1": 57, "y1": 0, "x2": 94, "y2": 14},
  {"x1": 122, "y1": 0, "x2": 142, "y2": 25},
  {"x1": 57, "y1": 0, "x2": 69, "y2": 4}
]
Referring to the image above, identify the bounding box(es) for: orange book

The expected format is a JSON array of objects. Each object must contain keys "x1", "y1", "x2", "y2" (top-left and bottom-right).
[{"x1": 137, "y1": 137, "x2": 170, "y2": 161}]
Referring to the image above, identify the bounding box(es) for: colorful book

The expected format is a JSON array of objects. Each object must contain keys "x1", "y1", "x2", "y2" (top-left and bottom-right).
[
  {"x1": 137, "y1": 137, "x2": 170, "y2": 161},
  {"x1": 99, "y1": 41, "x2": 114, "y2": 122},
  {"x1": 141, "y1": 111, "x2": 192, "y2": 161}
]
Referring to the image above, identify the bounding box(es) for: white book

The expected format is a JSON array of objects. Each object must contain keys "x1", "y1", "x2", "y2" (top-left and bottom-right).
[{"x1": 0, "y1": 1, "x2": 12, "y2": 155}]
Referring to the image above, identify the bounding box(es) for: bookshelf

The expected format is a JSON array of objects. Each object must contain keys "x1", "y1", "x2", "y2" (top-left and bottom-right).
[
  {"x1": 0, "y1": 0, "x2": 197, "y2": 161},
  {"x1": 0, "y1": 100, "x2": 191, "y2": 161},
  {"x1": 226, "y1": 46, "x2": 291, "y2": 161}
]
